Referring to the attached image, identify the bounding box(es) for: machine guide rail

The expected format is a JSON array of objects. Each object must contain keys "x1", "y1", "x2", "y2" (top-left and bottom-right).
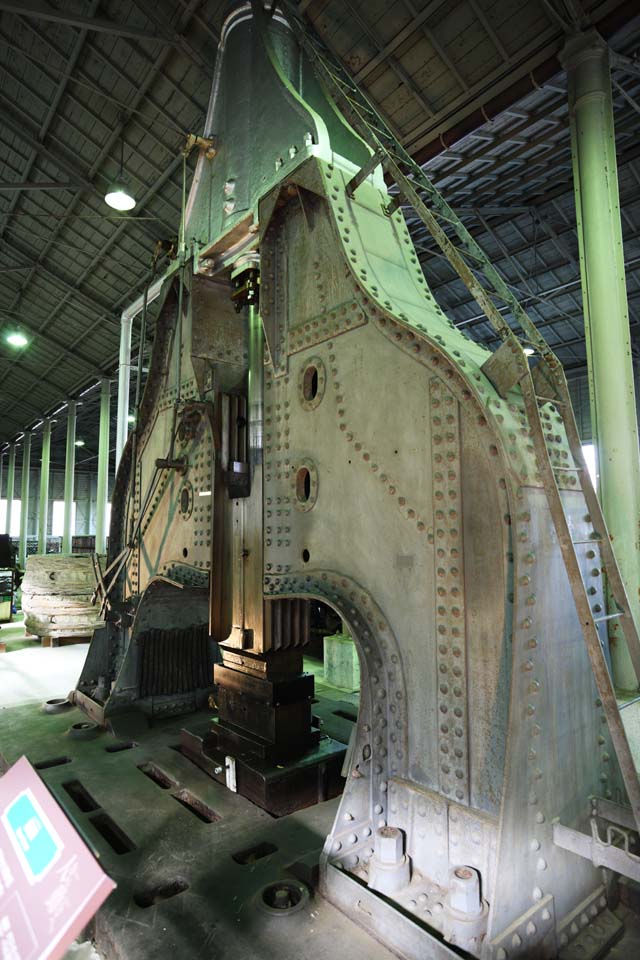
[{"x1": 279, "y1": 0, "x2": 640, "y2": 841}]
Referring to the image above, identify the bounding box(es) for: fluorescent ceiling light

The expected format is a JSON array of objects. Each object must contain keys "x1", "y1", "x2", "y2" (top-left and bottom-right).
[
  {"x1": 75, "y1": 439, "x2": 85, "y2": 447},
  {"x1": 105, "y1": 180, "x2": 136, "y2": 211},
  {"x1": 5, "y1": 331, "x2": 28, "y2": 347},
  {"x1": 127, "y1": 414, "x2": 136, "y2": 423},
  {"x1": 523, "y1": 347, "x2": 535, "y2": 356}
]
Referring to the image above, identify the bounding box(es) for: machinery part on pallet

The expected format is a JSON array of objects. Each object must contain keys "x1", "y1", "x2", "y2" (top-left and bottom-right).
[
  {"x1": 22, "y1": 553, "x2": 106, "y2": 643},
  {"x1": 71, "y1": 2, "x2": 640, "y2": 957},
  {"x1": 42, "y1": 698, "x2": 73, "y2": 715}
]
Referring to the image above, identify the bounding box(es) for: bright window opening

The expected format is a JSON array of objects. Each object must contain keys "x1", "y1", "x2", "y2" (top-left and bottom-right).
[
  {"x1": 51, "y1": 500, "x2": 77, "y2": 538},
  {"x1": 0, "y1": 500, "x2": 21, "y2": 538},
  {"x1": 582, "y1": 443, "x2": 597, "y2": 487}
]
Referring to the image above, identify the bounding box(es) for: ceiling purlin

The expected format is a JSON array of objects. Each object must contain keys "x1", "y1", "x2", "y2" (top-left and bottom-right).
[
  {"x1": 0, "y1": 0, "x2": 177, "y2": 44},
  {"x1": 0, "y1": 305, "x2": 106, "y2": 374},
  {"x1": 401, "y1": 0, "x2": 469, "y2": 93},
  {"x1": 341, "y1": 0, "x2": 437, "y2": 122},
  {"x1": 0, "y1": 0, "x2": 100, "y2": 246},
  {"x1": 0, "y1": 3, "x2": 211, "y2": 440},
  {"x1": 466, "y1": 0, "x2": 510, "y2": 60},
  {"x1": 0, "y1": 258, "x2": 166, "y2": 433}
]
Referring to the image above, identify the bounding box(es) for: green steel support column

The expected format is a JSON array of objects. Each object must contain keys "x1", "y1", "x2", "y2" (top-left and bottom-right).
[
  {"x1": 5, "y1": 443, "x2": 16, "y2": 537},
  {"x1": 38, "y1": 419, "x2": 51, "y2": 554},
  {"x1": 63, "y1": 401, "x2": 77, "y2": 555},
  {"x1": 18, "y1": 431, "x2": 31, "y2": 568},
  {"x1": 563, "y1": 30, "x2": 640, "y2": 689},
  {"x1": 95, "y1": 378, "x2": 110, "y2": 554}
]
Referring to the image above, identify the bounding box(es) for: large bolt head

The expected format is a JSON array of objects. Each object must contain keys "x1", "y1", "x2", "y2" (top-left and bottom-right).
[
  {"x1": 374, "y1": 826, "x2": 404, "y2": 865},
  {"x1": 449, "y1": 865, "x2": 482, "y2": 916}
]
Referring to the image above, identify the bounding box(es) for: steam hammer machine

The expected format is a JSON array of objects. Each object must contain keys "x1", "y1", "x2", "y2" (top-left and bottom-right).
[{"x1": 74, "y1": 3, "x2": 640, "y2": 958}]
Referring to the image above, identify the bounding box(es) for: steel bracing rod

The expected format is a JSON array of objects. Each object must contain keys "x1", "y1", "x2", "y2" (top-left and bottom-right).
[
  {"x1": 101, "y1": 420, "x2": 180, "y2": 611},
  {"x1": 521, "y1": 373, "x2": 640, "y2": 832},
  {"x1": 280, "y1": 0, "x2": 556, "y2": 361},
  {"x1": 127, "y1": 272, "x2": 153, "y2": 508}
]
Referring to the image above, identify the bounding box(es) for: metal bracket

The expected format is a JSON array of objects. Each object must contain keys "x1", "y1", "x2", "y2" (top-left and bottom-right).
[
  {"x1": 480, "y1": 338, "x2": 528, "y2": 398},
  {"x1": 225, "y1": 755, "x2": 237, "y2": 792},
  {"x1": 184, "y1": 133, "x2": 217, "y2": 159},
  {"x1": 553, "y1": 817, "x2": 640, "y2": 881},
  {"x1": 591, "y1": 795, "x2": 637, "y2": 831}
]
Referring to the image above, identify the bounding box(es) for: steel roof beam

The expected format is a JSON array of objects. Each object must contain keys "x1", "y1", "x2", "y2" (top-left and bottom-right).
[
  {"x1": 0, "y1": 0, "x2": 100, "y2": 265},
  {"x1": 0, "y1": 260, "x2": 162, "y2": 431},
  {"x1": 0, "y1": 181, "x2": 87, "y2": 191},
  {"x1": 0, "y1": 308, "x2": 105, "y2": 374},
  {"x1": 0, "y1": 3, "x2": 203, "y2": 294},
  {"x1": 350, "y1": 0, "x2": 449, "y2": 85},
  {"x1": 0, "y1": 1, "x2": 177, "y2": 44},
  {"x1": 0, "y1": 101, "x2": 94, "y2": 189},
  {"x1": 451, "y1": 252, "x2": 640, "y2": 331},
  {"x1": 341, "y1": 0, "x2": 436, "y2": 118}
]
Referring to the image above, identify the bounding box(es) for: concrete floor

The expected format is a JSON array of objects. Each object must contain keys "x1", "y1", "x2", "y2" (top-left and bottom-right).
[
  {"x1": 0, "y1": 615, "x2": 88, "y2": 707},
  {"x1": 2, "y1": 627, "x2": 640, "y2": 959}
]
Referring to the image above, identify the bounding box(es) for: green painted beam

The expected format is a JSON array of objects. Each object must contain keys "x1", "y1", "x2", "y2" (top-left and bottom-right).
[{"x1": 564, "y1": 30, "x2": 640, "y2": 690}]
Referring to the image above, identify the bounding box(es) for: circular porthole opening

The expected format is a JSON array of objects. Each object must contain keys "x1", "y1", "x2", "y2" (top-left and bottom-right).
[
  {"x1": 180, "y1": 487, "x2": 190, "y2": 513},
  {"x1": 182, "y1": 547, "x2": 189, "y2": 558},
  {"x1": 296, "y1": 467, "x2": 311, "y2": 503},
  {"x1": 303, "y1": 365, "x2": 319, "y2": 401},
  {"x1": 298, "y1": 357, "x2": 326, "y2": 410},
  {"x1": 302, "y1": 549, "x2": 310, "y2": 563},
  {"x1": 292, "y1": 458, "x2": 318, "y2": 512}
]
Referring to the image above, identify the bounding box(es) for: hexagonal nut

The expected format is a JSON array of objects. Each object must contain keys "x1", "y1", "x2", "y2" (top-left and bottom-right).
[
  {"x1": 374, "y1": 826, "x2": 404, "y2": 865},
  {"x1": 449, "y1": 865, "x2": 482, "y2": 916}
]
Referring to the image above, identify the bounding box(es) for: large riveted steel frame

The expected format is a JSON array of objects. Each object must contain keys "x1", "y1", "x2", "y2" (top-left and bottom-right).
[{"x1": 75, "y1": 5, "x2": 640, "y2": 959}]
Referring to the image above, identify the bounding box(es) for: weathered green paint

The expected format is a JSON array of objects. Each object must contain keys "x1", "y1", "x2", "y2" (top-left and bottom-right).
[
  {"x1": 37, "y1": 419, "x2": 51, "y2": 554},
  {"x1": 18, "y1": 431, "x2": 30, "y2": 568},
  {"x1": 63, "y1": 401, "x2": 76, "y2": 555},
  {"x1": 95, "y1": 380, "x2": 110, "y2": 554},
  {"x1": 564, "y1": 31, "x2": 640, "y2": 690}
]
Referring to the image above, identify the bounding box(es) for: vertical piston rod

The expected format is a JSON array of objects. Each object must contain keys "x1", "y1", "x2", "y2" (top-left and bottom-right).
[{"x1": 248, "y1": 299, "x2": 263, "y2": 468}]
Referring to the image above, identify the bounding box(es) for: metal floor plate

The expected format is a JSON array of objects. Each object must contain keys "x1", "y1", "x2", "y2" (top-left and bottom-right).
[
  {"x1": 0, "y1": 702, "x2": 397, "y2": 960},
  {"x1": 2, "y1": 702, "x2": 640, "y2": 960}
]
